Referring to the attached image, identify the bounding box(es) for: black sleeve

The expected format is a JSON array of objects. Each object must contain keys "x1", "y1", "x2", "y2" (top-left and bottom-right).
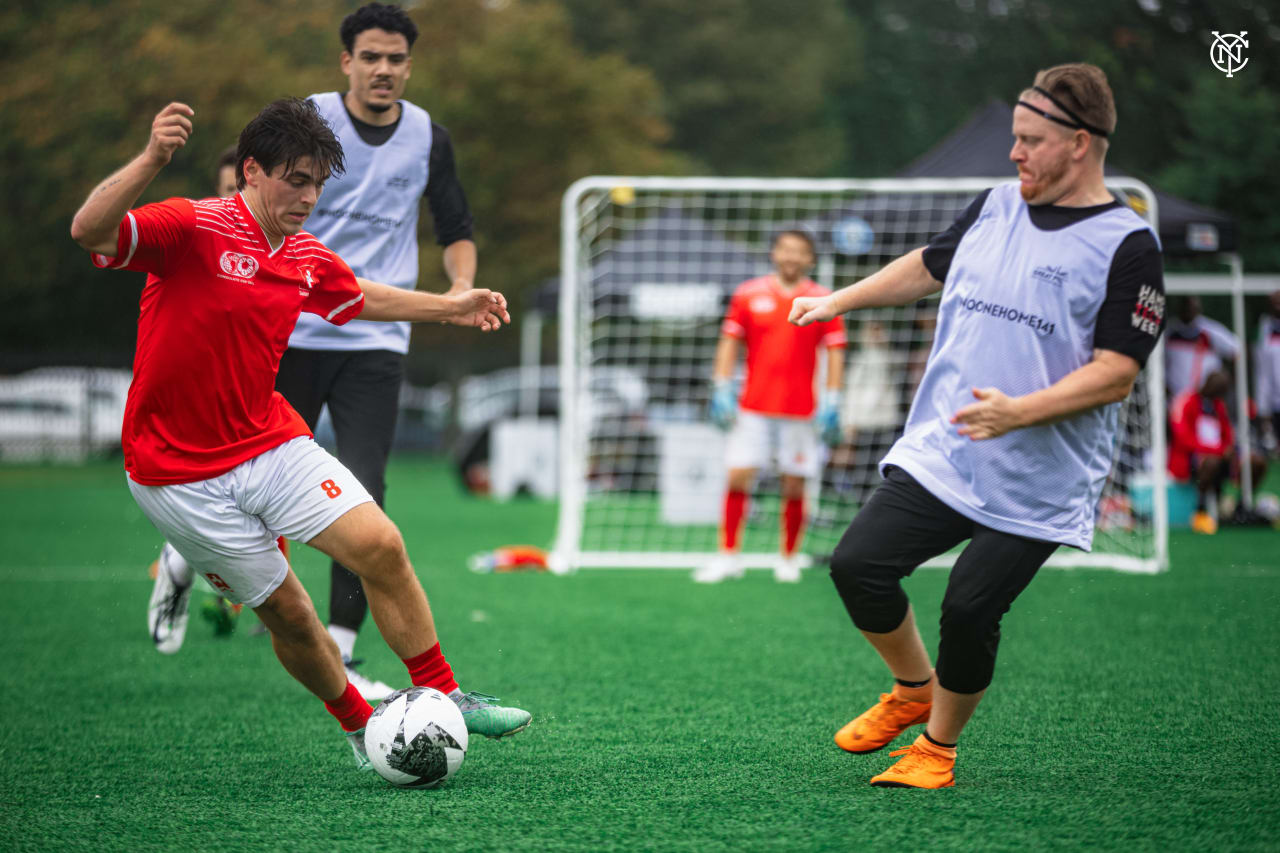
[
  {"x1": 424, "y1": 122, "x2": 474, "y2": 247},
  {"x1": 1091, "y1": 230, "x2": 1165, "y2": 367},
  {"x1": 920, "y1": 189, "x2": 992, "y2": 284}
]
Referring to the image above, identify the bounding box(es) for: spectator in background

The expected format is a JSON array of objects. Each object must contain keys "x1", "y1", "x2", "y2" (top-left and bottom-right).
[
  {"x1": 1169, "y1": 370, "x2": 1236, "y2": 534},
  {"x1": 1256, "y1": 290, "x2": 1280, "y2": 457},
  {"x1": 214, "y1": 145, "x2": 238, "y2": 198},
  {"x1": 837, "y1": 319, "x2": 901, "y2": 506},
  {"x1": 1164, "y1": 295, "x2": 1240, "y2": 398},
  {"x1": 904, "y1": 303, "x2": 937, "y2": 408}
]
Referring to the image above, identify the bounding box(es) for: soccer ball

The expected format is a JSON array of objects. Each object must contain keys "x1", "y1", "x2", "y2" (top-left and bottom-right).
[{"x1": 365, "y1": 687, "x2": 468, "y2": 788}]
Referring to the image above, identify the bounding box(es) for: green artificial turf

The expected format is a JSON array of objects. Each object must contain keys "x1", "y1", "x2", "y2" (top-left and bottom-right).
[{"x1": 1, "y1": 458, "x2": 1278, "y2": 851}]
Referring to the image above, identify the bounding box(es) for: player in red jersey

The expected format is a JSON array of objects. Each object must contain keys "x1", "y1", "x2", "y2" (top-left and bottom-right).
[
  {"x1": 71, "y1": 98, "x2": 530, "y2": 769},
  {"x1": 143, "y1": 144, "x2": 293, "y2": 645},
  {"x1": 699, "y1": 230, "x2": 847, "y2": 583}
]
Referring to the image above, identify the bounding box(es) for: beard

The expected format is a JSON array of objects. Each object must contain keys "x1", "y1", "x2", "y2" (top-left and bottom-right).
[
  {"x1": 1019, "y1": 153, "x2": 1071, "y2": 203},
  {"x1": 365, "y1": 99, "x2": 394, "y2": 113}
]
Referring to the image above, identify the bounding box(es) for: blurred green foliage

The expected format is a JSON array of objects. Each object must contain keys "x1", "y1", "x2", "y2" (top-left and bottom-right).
[
  {"x1": 2, "y1": 0, "x2": 1278, "y2": 377},
  {"x1": 0, "y1": 0, "x2": 680, "y2": 375}
]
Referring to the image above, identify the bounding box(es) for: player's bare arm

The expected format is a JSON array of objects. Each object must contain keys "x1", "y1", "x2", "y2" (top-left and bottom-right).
[
  {"x1": 826, "y1": 343, "x2": 845, "y2": 391},
  {"x1": 442, "y1": 239, "x2": 477, "y2": 295},
  {"x1": 789, "y1": 248, "x2": 941, "y2": 326},
  {"x1": 712, "y1": 334, "x2": 741, "y2": 382},
  {"x1": 951, "y1": 348, "x2": 1141, "y2": 440},
  {"x1": 71, "y1": 103, "x2": 195, "y2": 255},
  {"x1": 357, "y1": 277, "x2": 510, "y2": 331}
]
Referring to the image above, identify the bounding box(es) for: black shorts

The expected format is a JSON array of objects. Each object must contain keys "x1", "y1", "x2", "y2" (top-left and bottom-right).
[{"x1": 829, "y1": 466, "x2": 1060, "y2": 693}]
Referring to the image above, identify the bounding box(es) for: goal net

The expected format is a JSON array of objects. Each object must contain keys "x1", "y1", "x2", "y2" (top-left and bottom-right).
[{"x1": 553, "y1": 177, "x2": 1167, "y2": 575}]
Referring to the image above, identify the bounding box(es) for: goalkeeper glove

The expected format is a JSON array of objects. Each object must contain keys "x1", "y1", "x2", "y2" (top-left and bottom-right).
[
  {"x1": 710, "y1": 380, "x2": 738, "y2": 430},
  {"x1": 816, "y1": 390, "x2": 842, "y2": 446}
]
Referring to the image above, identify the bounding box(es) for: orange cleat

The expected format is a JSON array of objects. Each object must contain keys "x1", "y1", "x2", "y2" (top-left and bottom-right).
[
  {"x1": 1190, "y1": 511, "x2": 1218, "y2": 535},
  {"x1": 834, "y1": 690, "x2": 931, "y2": 754},
  {"x1": 869, "y1": 734, "x2": 956, "y2": 788}
]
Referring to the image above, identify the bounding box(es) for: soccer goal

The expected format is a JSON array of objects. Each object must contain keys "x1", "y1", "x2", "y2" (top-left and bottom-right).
[{"x1": 552, "y1": 177, "x2": 1168, "y2": 575}]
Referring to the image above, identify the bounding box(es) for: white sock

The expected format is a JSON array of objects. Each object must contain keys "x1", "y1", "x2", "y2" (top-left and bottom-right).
[
  {"x1": 161, "y1": 543, "x2": 194, "y2": 586},
  {"x1": 328, "y1": 625, "x2": 357, "y2": 663}
]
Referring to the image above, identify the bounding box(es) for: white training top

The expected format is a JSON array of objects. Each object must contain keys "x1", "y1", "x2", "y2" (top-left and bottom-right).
[
  {"x1": 1256, "y1": 314, "x2": 1280, "y2": 417},
  {"x1": 1163, "y1": 314, "x2": 1241, "y2": 397},
  {"x1": 881, "y1": 182, "x2": 1156, "y2": 550},
  {"x1": 289, "y1": 92, "x2": 433, "y2": 354}
]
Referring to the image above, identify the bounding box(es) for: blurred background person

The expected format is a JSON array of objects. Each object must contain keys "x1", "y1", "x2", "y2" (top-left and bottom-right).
[
  {"x1": 213, "y1": 145, "x2": 238, "y2": 198},
  {"x1": 703, "y1": 229, "x2": 846, "y2": 584},
  {"x1": 1164, "y1": 295, "x2": 1241, "y2": 399},
  {"x1": 834, "y1": 319, "x2": 901, "y2": 508},
  {"x1": 1255, "y1": 290, "x2": 1280, "y2": 458},
  {"x1": 1168, "y1": 370, "x2": 1247, "y2": 534}
]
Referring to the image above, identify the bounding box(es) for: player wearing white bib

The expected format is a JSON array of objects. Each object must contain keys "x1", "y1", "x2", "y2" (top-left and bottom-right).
[
  {"x1": 791, "y1": 64, "x2": 1165, "y2": 788},
  {"x1": 72, "y1": 96, "x2": 529, "y2": 772},
  {"x1": 700, "y1": 230, "x2": 846, "y2": 584}
]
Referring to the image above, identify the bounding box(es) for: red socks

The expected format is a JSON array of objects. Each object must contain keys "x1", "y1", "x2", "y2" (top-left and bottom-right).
[
  {"x1": 402, "y1": 642, "x2": 458, "y2": 694},
  {"x1": 723, "y1": 491, "x2": 805, "y2": 556},
  {"x1": 722, "y1": 489, "x2": 748, "y2": 551},
  {"x1": 782, "y1": 496, "x2": 805, "y2": 556},
  {"x1": 325, "y1": 641, "x2": 458, "y2": 732},
  {"x1": 324, "y1": 681, "x2": 373, "y2": 732}
]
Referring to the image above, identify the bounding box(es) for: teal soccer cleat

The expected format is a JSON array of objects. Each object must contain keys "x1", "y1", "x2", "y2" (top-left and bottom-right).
[
  {"x1": 451, "y1": 691, "x2": 531, "y2": 739},
  {"x1": 345, "y1": 727, "x2": 373, "y2": 771}
]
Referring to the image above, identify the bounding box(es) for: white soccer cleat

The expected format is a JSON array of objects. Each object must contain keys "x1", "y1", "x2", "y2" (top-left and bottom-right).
[
  {"x1": 693, "y1": 553, "x2": 743, "y2": 584},
  {"x1": 147, "y1": 549, "x2": 193, "y2": 654},
  {"x1": 345, "y1": 660, "x2": 396, "y2": 703},
  {"x1": 774, "y1": 554, "x2": 803, "y2": 583}
]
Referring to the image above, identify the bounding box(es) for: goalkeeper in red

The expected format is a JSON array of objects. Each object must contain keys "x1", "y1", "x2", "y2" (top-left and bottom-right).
[
  {"x1": 700, "y1": 229, "x2": 846, "y2": 584},
  {"x1": 790, "y1": 64, "x2": 1164, "y2": 788},
  {"x1": 70, "y1": 97, "x2": 530, "y2": 771}
]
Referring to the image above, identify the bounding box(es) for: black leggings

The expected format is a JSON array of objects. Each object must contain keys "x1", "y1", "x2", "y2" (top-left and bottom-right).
[
  {"x1": 275, "y1": 347, "x2": 404, "y2": 632},
  {"x1": 829, "y1": 467, "x2": 1058, "y2": 694}
]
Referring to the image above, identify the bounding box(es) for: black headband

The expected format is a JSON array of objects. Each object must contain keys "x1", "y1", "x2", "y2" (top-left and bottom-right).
[{"x1": 1016, "y1": 85, "x2": 1110, "y2": 137}]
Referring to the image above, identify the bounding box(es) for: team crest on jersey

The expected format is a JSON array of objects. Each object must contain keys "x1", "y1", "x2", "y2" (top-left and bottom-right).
[
  {"x1": 749, "y1": 296, "x2": 777, "y2": 314},
  {"x1": 218, "y1": 251, "x2": 259, "y2": 280},
  {"x1": 1032, "y1": 264, "x2": 1069, "y2": 287},
  {"x1": 298, "y1": 266, "x2": 316, "y2": 297}
]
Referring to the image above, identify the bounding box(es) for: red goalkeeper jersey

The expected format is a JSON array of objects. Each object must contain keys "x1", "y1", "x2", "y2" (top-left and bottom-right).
[
  {"x1": 721, "y1": 276, "x2": 846, "y2": 417},
  {"x1": 92, "y1": 194, "x2": 365, "y2": 485}
]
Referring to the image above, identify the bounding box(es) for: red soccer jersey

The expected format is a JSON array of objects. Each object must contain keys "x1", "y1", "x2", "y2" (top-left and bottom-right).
[
  {"x1": 92, "y1": 194, "x2": 366, "y2": 485},
  {"x1": 721, "y1": 276, "x2": 846, "y2": 417}
]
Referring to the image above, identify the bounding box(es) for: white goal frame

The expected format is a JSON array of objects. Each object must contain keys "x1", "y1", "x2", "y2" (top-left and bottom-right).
[{"x1": 553, "y1": 176, "x2": 1168, "y2": 575}]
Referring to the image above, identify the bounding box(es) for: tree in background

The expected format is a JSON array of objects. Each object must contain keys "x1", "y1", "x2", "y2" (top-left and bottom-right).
[
  {"x1": 0, "y1": 0, "x2": 679, "y2": 376},
  {"x1": 835, "y1": 0, "x2": 1279, "y2": 270},
  {"x1": 558, "y1": 0, "x2": 861, "y2": 176},
  {"x1": 2, "y1": 0, "x2": 1278, "y2": 370},
  {"x1": 1158, "y1": 71, "x2": 1280, "y2": 272}
]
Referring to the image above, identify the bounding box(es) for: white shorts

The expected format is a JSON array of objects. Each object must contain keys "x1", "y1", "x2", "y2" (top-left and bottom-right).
[
  {"x1": 725, "y1": 410, "x2": 823, "y2": 479},
  {"x1": 128, "y1": 437, "x2": 373, "y2": 608}
]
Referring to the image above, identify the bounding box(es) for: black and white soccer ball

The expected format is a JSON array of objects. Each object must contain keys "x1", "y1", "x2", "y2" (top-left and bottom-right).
[{"x1": 366, "y1": 687, "x2": 468, "y2": 788}]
